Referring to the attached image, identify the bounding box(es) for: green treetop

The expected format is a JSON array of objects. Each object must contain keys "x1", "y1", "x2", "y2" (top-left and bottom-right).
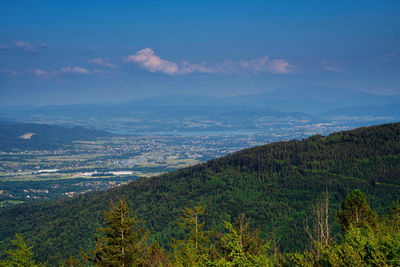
[
  {"x1": 82, "y1": 198, "x2": 149, "y2": 267},
  {"x1": 172, "y1": 204, "x2": 210, "y2": 266},
  {"x1": 0, "y1": 233, "x2": 46, "y2": 267},
  {"x1": 336, "y1": 189, "x2": 377, "y2": 230}
]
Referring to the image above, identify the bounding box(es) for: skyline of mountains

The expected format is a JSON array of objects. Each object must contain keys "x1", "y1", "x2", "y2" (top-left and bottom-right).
[
  {"x1": 2, "y1": 86, "x2": 400, "y2": 109},
  {"x1": 0, "y1": 87, "x2": 399, "y2": 135}
]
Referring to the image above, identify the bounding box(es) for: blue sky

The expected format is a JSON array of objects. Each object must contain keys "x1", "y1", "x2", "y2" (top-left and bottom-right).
[{"x1": 0, "y1": 0, "x2": 399, "y2": 106}]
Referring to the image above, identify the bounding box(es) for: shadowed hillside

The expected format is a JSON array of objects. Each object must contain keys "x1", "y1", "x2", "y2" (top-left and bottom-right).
[{"x1": 0, "y1": 121, "x2": 113, "y2": 151}]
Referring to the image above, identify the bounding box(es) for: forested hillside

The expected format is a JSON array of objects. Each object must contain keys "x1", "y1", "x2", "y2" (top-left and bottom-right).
[
  {"x1": 1, "y1": 122, "x2": 400, "y2": 265},
  {"x1": 0, "y1": 121, "x2": 112, "y2": 151}
]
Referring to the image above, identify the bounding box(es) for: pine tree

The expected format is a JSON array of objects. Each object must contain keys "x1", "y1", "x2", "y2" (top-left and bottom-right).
[
  {"x1": 82, "y1": 198, "x2": 149, "y2": 267},
  {"x1": 215, "y1": 214, "x2": 271, "y2": 266},
  {"x1": 336, "y1": 189, "x2": 377, "y2": 230},
  {"x1": 0, "y1": 233, "x2": 46, "y2": 267},
  {"x1": 172, "y1": 204, "x2": 210, "y2": 266}
]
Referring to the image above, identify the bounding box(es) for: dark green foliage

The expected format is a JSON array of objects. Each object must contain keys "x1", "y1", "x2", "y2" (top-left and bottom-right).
[
  {"x1": 82, "y1": 199, "x2": 149, "y2": 266},
  {"x1": 1, "y1": 123, "x2": 400, "y2": 265},
  {"x1": 336, "y1": 189, "x2": 378, "y2": 230},
  {"x1": 287, "y1": 201, "x2": 400, "y2": 266},
  {"x1": 171, "y1": 204, "x2": 210, "y2": 266},
  {"x1": 0, "y1": 121, "x2": 112, "y2": 151},
  {"x1": 3, "y1": 191, "x2": 400, "y2": 266},
  {"x1": 213, "y1": 214, "x2": 274, "y2": 266},
  {"x1": 217, "y1": 214, "x2": 264, "y2": 260},
  {"x1": 61, "y1": 256, "x2": 82, "y2": 267},
  {"x1": 0, "y1": 233, "x2": 46, "y2": 267}
]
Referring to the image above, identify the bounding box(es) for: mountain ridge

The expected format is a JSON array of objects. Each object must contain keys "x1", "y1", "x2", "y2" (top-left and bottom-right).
[
  {"x1": 0, "y1": 121, "x2": 113, "y2": 151},
  {"x1": 1, "y1": 122, "x2": 400, "y2": 264},
  {"x1": 1, "y1": 87, "x2": 399, "y2": 134}
]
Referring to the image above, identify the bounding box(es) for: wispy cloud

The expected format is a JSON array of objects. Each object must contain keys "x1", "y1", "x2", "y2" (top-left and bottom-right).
[
  {"x1": 15, "y1": 41, "x2": 36, "y2": 53},
  {"x1": 32, "y1": 69, "x2": 49, "y2": 77},
  {"x1": 26, "y1": 66, "x2": 115, "y2": 78},
  {"x1": 300, "y1": 59, "x2": 346, "y2": 73},
  {"x1": 240, "y1": 57, "x2": 292, "y2": 74},
  {"x1": 3, "y1": 64, "x2": 116, "y2": 79},
  {"x1": 88, "y1": 58, "x2": 116, "y2": 69},
  {"x1": 123, "y1": 48, "x2": 292, "y2": 75},
  {"x1": 0, "y1": 69, "x2": 19, "y2": 76},
  {"x1": 40, "y1": 43, "x2": 51, "y2": 49},
  {"x1": 60, "y1": 66, "x2": 90, "y2": 74}
]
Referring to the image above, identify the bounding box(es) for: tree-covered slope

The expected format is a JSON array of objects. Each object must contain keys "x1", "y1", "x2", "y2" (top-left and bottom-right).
[
  {"x1": 1, "y1": 123, "x2": 400, "y2": 265},
  {"x1": 0, "y1": 121, "x2": 112, "y2": 151}
]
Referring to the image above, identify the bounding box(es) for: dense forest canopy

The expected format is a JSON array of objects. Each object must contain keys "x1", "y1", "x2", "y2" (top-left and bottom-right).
[
  {"x1": 0, "y1": 122, "x2": 400, "y2": 265},
  {"x1": 2, "y1": 192, "x2": 400, "y2": 266}
]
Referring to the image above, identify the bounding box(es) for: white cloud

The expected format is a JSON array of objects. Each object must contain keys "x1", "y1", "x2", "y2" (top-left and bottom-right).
[
  {"x1": 240, "y1": 56, "x2": 269, "y2": 71},
  {"x1": 267, "y1": 59, "x2": 292, "y2": 73},
  {"x1": 88, "y1": 58, "x2": 116, "y2": 69},
  {"x1": 124, "y1": 48, "x2": 179, "y2": 75},
  {"x1": 15, "y1": 41, "x2": 36, "y2": 53},
  {"x1": 123, "y1": 48, "x2": 293, "y2": 75},
  {"x1": 60, "y1": 66, "x2": 90, "y2": 74},
  {"x1": 123, "y1": 48, "x2": 216, "y2": 75}
]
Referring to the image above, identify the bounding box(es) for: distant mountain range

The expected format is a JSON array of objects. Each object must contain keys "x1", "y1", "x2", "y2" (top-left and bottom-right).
[
  {"x1": 324, "y1": 102, "x2": 400, "y2": 117},
  {"x1": 0, "y1": 87, "x2": 399, "y2": 134}
]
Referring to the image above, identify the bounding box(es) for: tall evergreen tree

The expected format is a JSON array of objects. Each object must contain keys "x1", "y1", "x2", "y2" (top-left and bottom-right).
[
  {"x1": 336, "y1": 189, "x2": 377, "y2": 230},
  {"x1": 82, "y1": 198, "x2": 149, "y2": 267},
  {"x1": 217, "y1": 213, "x2": 264, "y2": 258},
  {"x1": 215, "y1": 214, "x2": 273, "y2": 266},
  {"x1": 172, "y1": 204, "x2": 210, "y2": 266},
  {"x1": 0, "y1": 233, "x2": 46, "y2": 267}
]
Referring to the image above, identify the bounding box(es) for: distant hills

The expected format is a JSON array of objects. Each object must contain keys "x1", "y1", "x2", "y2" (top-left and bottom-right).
[
  {"x1": 0, "y1": 121, "x2": 112, "y2": 151},
  {"x1": 1, "y1": 122, "x2": 399, "y2": 265},
  {"x1": 324, "y1": 102, "x2": 400, "y2": 117},
  {"x1": 0, "y1": 87, "x2": 399, "y2": 134}
]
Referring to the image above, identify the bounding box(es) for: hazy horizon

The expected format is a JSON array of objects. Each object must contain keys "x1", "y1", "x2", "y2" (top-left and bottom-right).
[{"x1": 1, "y1": 1, "x2": 399, "y2": 106}]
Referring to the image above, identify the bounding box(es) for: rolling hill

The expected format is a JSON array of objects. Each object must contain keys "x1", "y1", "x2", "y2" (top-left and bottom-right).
[
  {"x1": 0, "y1": 122, "x2": 400, "y2": 265},
  {"x1": 0, "y1": 121, "x2": 113, "y2": 151}
]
